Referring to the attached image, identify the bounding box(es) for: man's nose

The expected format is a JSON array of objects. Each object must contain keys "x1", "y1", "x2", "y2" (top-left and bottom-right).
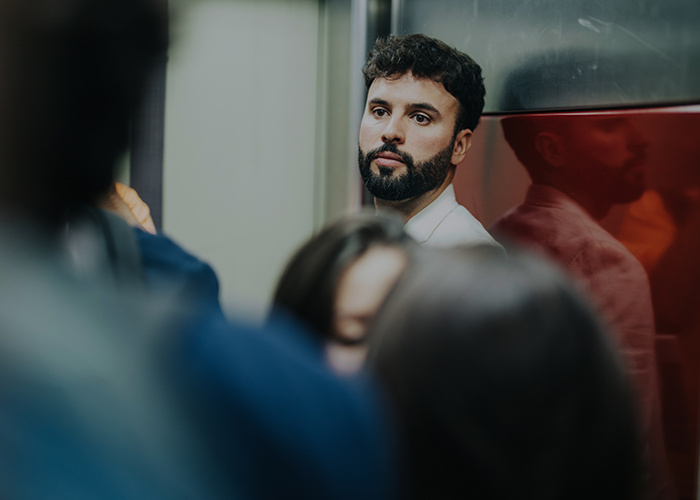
[
  {"x1": 381, "y1": 117, "x2": 405, "y2": 144},
  {"x1": 626, "y1": 123, "x2": 649, "y2": 154}
]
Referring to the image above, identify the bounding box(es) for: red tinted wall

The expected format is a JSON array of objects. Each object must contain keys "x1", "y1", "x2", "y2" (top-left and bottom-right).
[{"x1": 455, "y1": 105, "x2": 700, "y2": 499}]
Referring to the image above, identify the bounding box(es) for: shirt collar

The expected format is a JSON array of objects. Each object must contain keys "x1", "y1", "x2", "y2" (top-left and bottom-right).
[{"x1": 404, "y1": 183, "x2": 458, "y2": 243}]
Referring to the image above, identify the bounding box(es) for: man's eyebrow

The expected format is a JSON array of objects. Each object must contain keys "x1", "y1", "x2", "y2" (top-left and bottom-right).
[
  {"x1": 368, "y1": 98, "x2": 389, "y2": 106},
  {"x1": 409, "y1": 102, "x2": 440, "y2": 115}
]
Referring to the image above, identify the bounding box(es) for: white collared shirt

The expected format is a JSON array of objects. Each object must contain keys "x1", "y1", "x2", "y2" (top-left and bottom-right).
[{"x1": 404, "y1": 183, "x2": 500, "y2": 248}]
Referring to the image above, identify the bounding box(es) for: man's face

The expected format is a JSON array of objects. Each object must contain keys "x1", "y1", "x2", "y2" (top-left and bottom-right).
[
  {"x1": 358, "y1": 72, "x2": 465, "y2": 201},
  {"x1": 559, "y1": 116, "x2": 649, "y2": 204}
]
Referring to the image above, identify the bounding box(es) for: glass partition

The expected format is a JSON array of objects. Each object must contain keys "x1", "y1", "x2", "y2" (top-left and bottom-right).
[{"x1": 455, "y1": 105, "x2": 700, "y2": 499}]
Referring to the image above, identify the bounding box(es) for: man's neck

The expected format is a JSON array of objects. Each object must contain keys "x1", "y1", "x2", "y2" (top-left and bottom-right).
[
  {"x1": 375, "y1": 169, "x2": 455, "y2": 221},
  {"x1": 537, "y1": 180, "x2": 612, "y2": 221}
]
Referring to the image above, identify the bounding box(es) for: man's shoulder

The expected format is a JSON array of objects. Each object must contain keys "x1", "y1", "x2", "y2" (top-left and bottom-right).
[
  {"x1": 175, "y1": 312, "x2": 398, "y2": 500},
  {"x1": 134, "y1": 228, "x2": 223, "y2": 314},
  {"x1": 422, "y1": 203, "x2": 500, "y2": 248},
  {"x1": 492, "y1": 199, "x2": 646, "y2": 282},
  {"x1": 493, "y1": 199, "x2": 602, "y2": 247}
]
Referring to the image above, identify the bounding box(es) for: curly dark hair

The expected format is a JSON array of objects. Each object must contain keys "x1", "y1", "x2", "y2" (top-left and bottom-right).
[{"x1": 363, "y1": 34, "x2": 486, "y2": 133}]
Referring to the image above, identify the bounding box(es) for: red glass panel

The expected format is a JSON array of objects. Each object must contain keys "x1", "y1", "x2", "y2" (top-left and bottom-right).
[{"x1": 455, "y1": 106, "x2": 700, "y2": 499}]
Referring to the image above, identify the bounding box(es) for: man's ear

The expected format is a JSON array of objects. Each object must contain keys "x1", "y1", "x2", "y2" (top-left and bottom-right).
[
  {"x1": 535, "y1": 132, "x2": 566, "y2": 167},
  {"x1": 451, "y1": 129, "x2": 473, "y2": 165}
]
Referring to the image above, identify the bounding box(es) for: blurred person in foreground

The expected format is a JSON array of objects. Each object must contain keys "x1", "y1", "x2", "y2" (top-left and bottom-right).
[
  {"x1": 358, "y1": 34, "x2": 501, "y2": 249},
  {"x1": 368, "y1": 246, "x2": 643, "y2": 500},
  {"x1": 67, "y1": 178, "x2": 226, "y2": 319},
  {"x1": 273, "y1": 212, "x2": 414, "y2": 374},
  {"x1": 0, "y1": 1, "x2": 396, "y2": 499}
]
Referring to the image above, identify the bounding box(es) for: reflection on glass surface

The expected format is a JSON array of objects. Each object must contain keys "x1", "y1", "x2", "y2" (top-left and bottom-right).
[
  {"x1": 397, "y1": 0, "x2": 700, "y2": 111},
  {"x1": 455, "y1": 107, "x2": 700, "y2": 500},
  {"x1": 500, "y1": 50, "x2": 690, "y2": 112},
  {"x1": 490, "y1": 113, "x2": 669, "y2": 497}
]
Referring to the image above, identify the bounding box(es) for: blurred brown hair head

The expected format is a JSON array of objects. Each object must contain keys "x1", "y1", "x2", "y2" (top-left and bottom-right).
[
  {"x1": 368, "y1": 246, "x2": 642, "y2": 500},
  {"x1": 0, "y1": 0, "x2": 167, "y2": 227}
]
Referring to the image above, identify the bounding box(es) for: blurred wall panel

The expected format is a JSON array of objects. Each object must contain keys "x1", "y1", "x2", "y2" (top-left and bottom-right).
[
  {"x1": 315, "y1": 0, "x2": 362, "y2": 225},
  {"x1": 164, "y1": 0, "x2": 322, "y2": 319}
]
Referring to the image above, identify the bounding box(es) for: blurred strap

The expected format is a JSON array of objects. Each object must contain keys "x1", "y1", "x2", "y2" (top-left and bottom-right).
[{"x1": 129, "y1": 18, "x2": 168, "y2": 231}]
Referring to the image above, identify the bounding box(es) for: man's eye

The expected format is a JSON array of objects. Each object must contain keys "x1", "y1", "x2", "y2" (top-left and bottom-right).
[
  {"x1": 373, "y1": 108, "x2": 388, "y2": 117},
  {"x1": 413, "y1": 114, "x2": 430, "y2": 124}
]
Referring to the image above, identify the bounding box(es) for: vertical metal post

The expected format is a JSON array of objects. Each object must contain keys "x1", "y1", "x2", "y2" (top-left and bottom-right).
[
  {"x1": 349, "y1": 0, "x2": 370, "y2": 208},
  {"x1": 390, "y1": 0, "x2": 402, "y2": 34},
  {"x1": 353, "y1": 0, "x2": 393, "y2": 206},
  {"x1": 129, "y1": 0, "x2": 168, "y2": 231}
]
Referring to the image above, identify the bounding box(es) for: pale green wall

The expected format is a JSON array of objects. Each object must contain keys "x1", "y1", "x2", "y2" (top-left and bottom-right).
[{"x1": 164, "y1": 0, "x2": 326, "y2": 319}]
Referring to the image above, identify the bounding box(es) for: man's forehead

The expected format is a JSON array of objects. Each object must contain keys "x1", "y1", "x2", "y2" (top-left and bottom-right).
[{"x1": 366, "y1": 71, "x2": 458, "y2": 110}]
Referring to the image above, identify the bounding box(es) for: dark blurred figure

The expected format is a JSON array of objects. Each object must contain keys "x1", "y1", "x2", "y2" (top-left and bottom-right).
[
  {"x1": 0, "y1": 1, "x2": 217, "y2": 498},
  {"x1": 367, "y1": 247, "x2": 643, "y2": 500},
  {"x1": 274, "y1": 211, "x2": 414, "y2": 373},
  {"x1": 0, "y1": 2, "x2": 397, "y2": 499},
  {"x1": 491, "y1": 55, "x2": 671, "y2": 499},
  {"x1": 0, "y1": 0, "x2": 166, "y2": 225}
]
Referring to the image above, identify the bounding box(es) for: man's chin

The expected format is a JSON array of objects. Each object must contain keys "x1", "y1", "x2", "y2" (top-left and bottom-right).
[
  {"x1": 364, "y1": 177, "x2": 413, "y2": 202},
  {"x1": 373, "y1": 163, "x2": 408, "y2": 178},
  {"x1": 368, "y1": 190, "x2": 413, "y2": 202},
  {"x1": 616, "y1": 188, "x2": 646, "y2": 204},
  {"x1": 610, "y1": 181, "x2": 646, "y2": 204}
]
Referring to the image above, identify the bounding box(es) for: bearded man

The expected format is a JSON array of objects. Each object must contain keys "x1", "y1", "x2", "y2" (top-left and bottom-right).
[{"x1": 358, "y1": 34, "x2": 499, "y2": 248}]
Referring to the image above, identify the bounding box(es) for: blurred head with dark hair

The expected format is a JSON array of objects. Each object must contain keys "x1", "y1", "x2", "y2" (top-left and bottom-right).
[
  {"x1": 0, "y1": 0, "x2": 167, "y2": 228},
  {"x1": 358, "y1": 34, "x2": 484, "y2": 207},
  {"x1": 368, "y1": 247, "x2": 642, "y2": 500},
  {"x1": 273, "y1": 212, "x2": 414, "y2": 372}
]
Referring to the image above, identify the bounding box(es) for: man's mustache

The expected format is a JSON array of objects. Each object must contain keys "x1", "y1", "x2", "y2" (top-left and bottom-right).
[
  {"x1": 623, "y1": 151, "x2": 648, "y2": 172},
  {"x1": 367, "y1": 143, "x2": 415, "y2": 167}
]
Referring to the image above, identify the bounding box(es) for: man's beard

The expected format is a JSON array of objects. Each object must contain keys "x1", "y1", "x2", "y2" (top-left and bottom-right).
[
  {"x1": 358, "y1": 140, "x2": 454, "y2": 201},
  {"x1": 604, "y1": 169, "x2": 646, "y2": 204},
  {"x1": 571, "y1": 156, "x2": 647, "y2": 206}
]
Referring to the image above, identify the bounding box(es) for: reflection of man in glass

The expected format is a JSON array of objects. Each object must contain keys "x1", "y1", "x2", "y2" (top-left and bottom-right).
[
  {"x1": 500, "y1": 115, "x2": 649, "y2": 219},
  {"x1": 491, "y1": 113, "x2": 672, "y2": 499}
]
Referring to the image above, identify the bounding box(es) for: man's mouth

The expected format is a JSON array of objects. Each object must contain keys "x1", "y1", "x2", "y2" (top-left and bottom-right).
[
  {"x1": 625, "y1": 155, "x2": 647, "y2": 174},
  {"x1": 374, "y1": 151, "x2": 405, "y2": 168}
]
